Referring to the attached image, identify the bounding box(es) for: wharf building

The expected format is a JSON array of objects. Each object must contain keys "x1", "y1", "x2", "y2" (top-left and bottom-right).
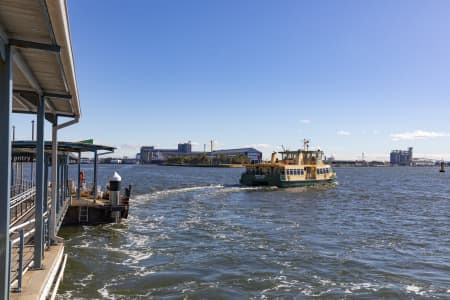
[
  {"x1": 390, "y1": 147, "x2": 413, "y2": 166},
  {"x1": 140, "y1": 143, "x2": 262, "y2": 164}
]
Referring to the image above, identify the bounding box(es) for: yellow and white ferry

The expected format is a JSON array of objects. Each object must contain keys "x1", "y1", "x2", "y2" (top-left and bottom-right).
[{"x1": 240, "y1": 140, "x2": 336, "y2": 187}]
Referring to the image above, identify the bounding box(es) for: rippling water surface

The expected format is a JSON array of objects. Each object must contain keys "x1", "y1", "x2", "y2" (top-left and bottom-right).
[{"x1": 57, "y1": 165, "x2": 450, "y2": 299}]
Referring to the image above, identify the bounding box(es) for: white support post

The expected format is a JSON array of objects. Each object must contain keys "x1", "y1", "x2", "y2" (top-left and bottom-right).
[{"x1": 50, "y1": 119, "x2": 63, "y2": 244}]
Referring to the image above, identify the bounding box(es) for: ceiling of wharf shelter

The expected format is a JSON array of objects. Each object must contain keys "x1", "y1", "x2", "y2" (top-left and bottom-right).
[{"x1": 0, "y1": 0, "x2": 81, "y2": 120}]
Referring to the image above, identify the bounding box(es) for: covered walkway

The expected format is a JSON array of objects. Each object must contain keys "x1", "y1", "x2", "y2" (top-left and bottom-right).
[{"x1": 0, "y1": 0, "x2": 81, "y2": 298}]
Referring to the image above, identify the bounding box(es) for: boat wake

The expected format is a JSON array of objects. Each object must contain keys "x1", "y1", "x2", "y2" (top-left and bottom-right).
[{"x1": 133, "y1": 184, "x2": 279, "y2": 202}]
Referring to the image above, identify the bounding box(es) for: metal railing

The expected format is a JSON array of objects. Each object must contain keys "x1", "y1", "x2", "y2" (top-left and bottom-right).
[
  {"x1": 9, "y1": 213, "x2": 50, "y2": 292},
  {"x1": 8, "y1": 181, "x2": 52, "y2": 293},
  {"x1": 10, "y1": 181, "x2": 34, "y2": 198},
  {"x1": 10, "y1": 185, "x2": 36, "y2": 225}
]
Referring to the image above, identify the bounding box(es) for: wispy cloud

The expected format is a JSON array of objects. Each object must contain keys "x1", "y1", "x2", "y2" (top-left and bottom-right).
[
  {"x1": 117, "y1": 144, "x2": 140, "y2": 150},
  {"x1": 390, "y1": 130, "x2": 450, "y2": 141},
  {"x1": 245, "y1": 143, "x2": 273, "y2": 149},
  {"x1": 112, "y1": 144, "x2": 141, "y2": 157},
  {"x1": 337, "y1": 130, "x2": 351, "y2": 136},
  {"x1": 212, "y1": 141, "x2": 225, "y2": 148},
  {"x1": 300, "y1": 119, "x2": 311, "y2": 124}
]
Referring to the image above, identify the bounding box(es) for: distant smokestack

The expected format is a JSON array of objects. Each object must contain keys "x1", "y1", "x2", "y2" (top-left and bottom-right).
[{"x1": 210, "y1": 140, "x2": 214, "y2": 152}]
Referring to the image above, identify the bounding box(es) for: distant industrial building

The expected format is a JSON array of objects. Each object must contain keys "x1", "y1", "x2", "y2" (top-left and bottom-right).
[
  {"x1": 140, "y1": 146, "x2": 179, "y2": 163},
  {"x1": 178, "y1": 142, "x2": 192, "y2": 153},
  {"x1": 139, "y1": 142, "x2": 262, "y2": 164},
  {"x1": 390, "y1": 147, "x2": 413, "y2": 166},
  {"x1": 213, "y1": 148, "x2": 262, "y2": 163},
  {"x1": 412, "y1": 158, "x2": 435, "y2": 167}
]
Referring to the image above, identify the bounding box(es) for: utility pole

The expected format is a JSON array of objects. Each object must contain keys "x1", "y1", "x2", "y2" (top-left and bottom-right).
[{"x1": 210, "y1": 140, "x2": 214, "y2": 166}]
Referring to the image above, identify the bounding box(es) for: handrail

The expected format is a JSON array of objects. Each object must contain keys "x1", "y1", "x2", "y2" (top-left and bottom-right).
[
  {"x1": 10, "y1": 187, "x2": 36, "y2": 209},
  {"x1": 12, "y1": 228, "x2": 35, "y2": 246},
  {"x1": 9, "y1": 211, "x2": 49, "y2": 234},
  {"x1": 10, "y1": 181, "x2": 34, "y2": 197},
  {"x1": 9, "y1": 219, "x2": 35, "y2": 234}
]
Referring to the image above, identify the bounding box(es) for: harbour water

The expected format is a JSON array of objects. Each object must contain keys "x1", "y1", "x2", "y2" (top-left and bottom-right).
[{"x1": 58, "y1": 165, "x2": 450, "y2": 299}]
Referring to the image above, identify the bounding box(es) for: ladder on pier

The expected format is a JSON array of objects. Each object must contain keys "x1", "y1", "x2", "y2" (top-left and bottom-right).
[{"x1": 79, "y1": 205, "x2": 89, "y2": 223}]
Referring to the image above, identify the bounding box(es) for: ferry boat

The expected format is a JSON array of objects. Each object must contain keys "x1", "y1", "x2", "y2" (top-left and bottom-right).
[{"x1": 240, "y1": 140, "x2": 336, "y2": 187}]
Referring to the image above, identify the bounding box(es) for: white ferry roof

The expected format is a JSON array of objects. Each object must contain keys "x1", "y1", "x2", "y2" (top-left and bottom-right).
[{"x1": 0, "y1": 0, "x2": 81, "y2": 119}]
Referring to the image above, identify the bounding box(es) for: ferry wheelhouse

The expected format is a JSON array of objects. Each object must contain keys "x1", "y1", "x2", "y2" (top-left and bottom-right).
[{"x1": 240, "y1": 141, "x2": 336, "y2": 187}]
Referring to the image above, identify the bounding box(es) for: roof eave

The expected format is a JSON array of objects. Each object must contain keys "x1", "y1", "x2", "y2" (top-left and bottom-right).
[{"x1": 46, "y1": 0, "x2": 81, "y2": 119}]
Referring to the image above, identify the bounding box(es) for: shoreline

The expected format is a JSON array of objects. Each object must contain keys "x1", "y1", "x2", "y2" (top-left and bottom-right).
[{"x1": 161, "y1": 163, "x2": 244, "y2": 168}]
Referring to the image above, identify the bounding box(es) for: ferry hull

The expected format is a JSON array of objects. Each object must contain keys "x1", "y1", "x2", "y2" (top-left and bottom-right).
[{"x1": 240, "y1": 174, "x2": 335, "y2": 188}]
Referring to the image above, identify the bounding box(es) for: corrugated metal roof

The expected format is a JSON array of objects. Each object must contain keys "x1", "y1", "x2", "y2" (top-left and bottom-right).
[
  {"x1": 214, "y1": 148, "x2": 262, "y2": 154},
  {"x1": 0, "y1": 0, "x2": 80, "y2": 119}
]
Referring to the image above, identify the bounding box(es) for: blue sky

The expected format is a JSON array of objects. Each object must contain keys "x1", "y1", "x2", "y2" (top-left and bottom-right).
[{"x1": 12, "y1": 0, "x2": 450, "y2": 160}]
